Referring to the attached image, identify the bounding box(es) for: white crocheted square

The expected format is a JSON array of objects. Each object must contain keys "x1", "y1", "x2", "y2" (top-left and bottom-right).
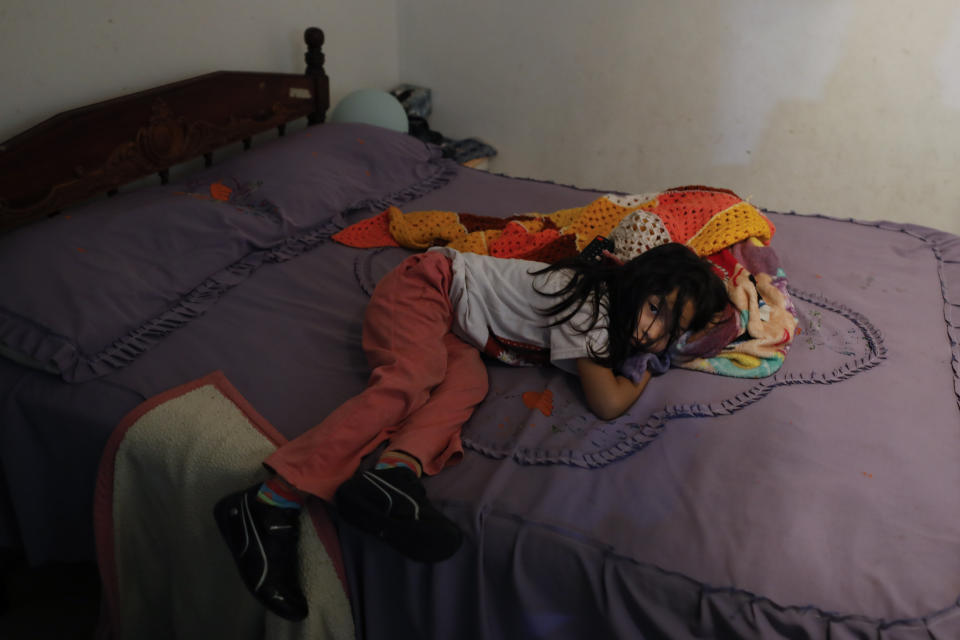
[{"x1": 609, "y1": 210, "x2": 671, "y2": 262}]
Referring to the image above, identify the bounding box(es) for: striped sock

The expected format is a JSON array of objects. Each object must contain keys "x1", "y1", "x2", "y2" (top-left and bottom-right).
[
  {"x1": 256, "y1": 475, "x2": 306, "y2": 509},
  {"x1": 375, "y1": 450, "x2": 423, "y2": 477}
]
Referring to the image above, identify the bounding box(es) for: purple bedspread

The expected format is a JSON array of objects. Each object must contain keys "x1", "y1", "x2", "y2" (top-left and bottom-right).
[
  {"x1": 1, "y1": 123, "x2": 958, "y2": 638},
  {"x1": 342, "y1": 193, "x2": 960, "y2": 639}
]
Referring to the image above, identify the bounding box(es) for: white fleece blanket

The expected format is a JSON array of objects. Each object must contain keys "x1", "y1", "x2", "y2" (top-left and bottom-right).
[{"x1": 94, "y1": 370, "x2": 354, "y2": 640}]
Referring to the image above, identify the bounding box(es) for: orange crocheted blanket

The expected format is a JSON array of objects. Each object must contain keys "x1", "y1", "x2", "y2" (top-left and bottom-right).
[{"x1": 332, "y1": 185, "x2": 775, "y2": 262}]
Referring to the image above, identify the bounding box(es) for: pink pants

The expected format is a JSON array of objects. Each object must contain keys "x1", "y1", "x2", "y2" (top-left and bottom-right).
[{"x1": 264, "y1": 252, "x2": 489, "y2": 501}]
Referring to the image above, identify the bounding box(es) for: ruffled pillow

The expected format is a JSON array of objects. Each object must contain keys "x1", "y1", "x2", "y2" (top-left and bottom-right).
[{"x1": 0, "y1": 123, "x2": 456, "y2": 381}]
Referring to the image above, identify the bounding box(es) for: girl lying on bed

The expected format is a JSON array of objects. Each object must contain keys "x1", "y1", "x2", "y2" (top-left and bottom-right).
[{"x1": 213, "y1": 242, "x2": 729, "y2": 621}]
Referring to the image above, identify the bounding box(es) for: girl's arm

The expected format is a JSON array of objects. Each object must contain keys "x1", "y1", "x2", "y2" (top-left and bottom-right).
[{"x1": 575, "y1": 357, "x2": 652, "y2": 420}]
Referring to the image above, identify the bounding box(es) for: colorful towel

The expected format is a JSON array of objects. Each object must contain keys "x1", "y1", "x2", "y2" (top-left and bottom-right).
[
  {"x1": 333, "y1": 186, "x2": 797, "y2": 378},
  {"x1": 94, "y1": 371, "x2": 355, "y2": 640}
]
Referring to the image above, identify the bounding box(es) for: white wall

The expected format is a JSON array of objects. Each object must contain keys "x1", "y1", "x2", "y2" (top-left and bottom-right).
[
  {"x1": 0, "y1": 0, "x2": 400, "y2": 142},
  {"x1": 3, "y1": 1, "x2": 959, "y2": 235},
  {"x1": 397, "y1": 0, "x2": 960, "y2": 235}
]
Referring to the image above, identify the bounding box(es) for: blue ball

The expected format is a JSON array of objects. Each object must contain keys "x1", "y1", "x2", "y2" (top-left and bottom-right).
[{"x1": 329, "y1": 89, "x2": 409, "y2": 133}]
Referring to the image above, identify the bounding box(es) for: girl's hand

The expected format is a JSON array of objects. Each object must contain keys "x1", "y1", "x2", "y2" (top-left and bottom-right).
[{"x1": 576, "y1": 358, "x2": 652, "y2": 420}]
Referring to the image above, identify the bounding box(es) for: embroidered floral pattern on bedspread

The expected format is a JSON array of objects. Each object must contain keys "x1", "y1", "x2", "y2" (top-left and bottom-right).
[{"x1": 461, "y1": 286, "x2": 886, "y2": 467}]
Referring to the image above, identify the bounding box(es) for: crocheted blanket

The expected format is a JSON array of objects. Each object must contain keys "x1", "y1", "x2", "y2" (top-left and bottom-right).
[{"x1": 333, "y1": 186, "x2": 797, "y2": 378}]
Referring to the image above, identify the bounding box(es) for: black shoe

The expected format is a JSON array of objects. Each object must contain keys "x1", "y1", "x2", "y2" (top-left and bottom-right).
[
  {"x1": 213, "y1": 485, "x2": 308, "y2": 621},
  {"x1": 334, "y1": 467, "x2": 462, "y2": 562}
]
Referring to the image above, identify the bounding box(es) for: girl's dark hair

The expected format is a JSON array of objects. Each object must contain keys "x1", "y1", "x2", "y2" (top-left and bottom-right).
[{"x1": 534, "y1": 242, "x2": 729, "y2": 370}]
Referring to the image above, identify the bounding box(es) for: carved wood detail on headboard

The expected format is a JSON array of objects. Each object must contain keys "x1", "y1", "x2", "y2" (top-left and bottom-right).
[{"x1": 0, "y1": 28, "x2": 330, "y2": 234}]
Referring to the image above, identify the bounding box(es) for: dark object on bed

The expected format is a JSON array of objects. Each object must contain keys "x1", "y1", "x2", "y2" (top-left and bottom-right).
[
  {"x1": 2, "y1": 24, "x2": 960, "y2": 640},
  {"x1": 578, "y1": 234, "x2": 615, "y2": 262},
  {"x1": 390, "y1": 82, "x2": 497, "y2": 165}
]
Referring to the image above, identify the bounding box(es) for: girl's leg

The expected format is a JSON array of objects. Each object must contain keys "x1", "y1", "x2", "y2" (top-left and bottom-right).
[
  {"x1": 215, "y1": 253, "x2": 456, "y2": 620},
  {"x1": 387, "y1": 331, "x2": 489, "y2": 475},
  {"x1": 333, "y1": 332, "x2": 488, "y2": 563},
  {"x1": 264, "y1": 252, "x2": 456, "y2": 500}
]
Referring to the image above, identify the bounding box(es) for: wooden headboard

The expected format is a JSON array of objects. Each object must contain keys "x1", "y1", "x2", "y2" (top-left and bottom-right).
[{"x1": 0, "y1": 27, "x2": 330, "y2": 234}]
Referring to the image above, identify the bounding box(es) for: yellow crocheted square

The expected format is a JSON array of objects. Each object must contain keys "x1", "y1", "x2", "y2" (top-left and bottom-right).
[
  {"x1": 562, "y1": 197, "x2": 638, "y2": 250},
  {"x1": 388, "y1": 209, "x2": 466, "y2": 249},
  {"x1": 686, "y1": 203, "x2": 773, "y2": 256}
]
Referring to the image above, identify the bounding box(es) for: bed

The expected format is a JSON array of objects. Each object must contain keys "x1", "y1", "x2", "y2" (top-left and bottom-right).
[{"x1": 2, "y1": 26, "x2": 959, "y2": 640}]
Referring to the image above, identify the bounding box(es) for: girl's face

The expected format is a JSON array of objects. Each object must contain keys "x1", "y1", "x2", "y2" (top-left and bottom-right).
[{"x1": 635, "y1": 289, "x2": 694, "y2": 353}]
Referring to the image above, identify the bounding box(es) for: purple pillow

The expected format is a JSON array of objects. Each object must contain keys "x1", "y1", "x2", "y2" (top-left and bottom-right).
[{"x1": 0, "y1": 123, "x2": 455, "y2": 381}]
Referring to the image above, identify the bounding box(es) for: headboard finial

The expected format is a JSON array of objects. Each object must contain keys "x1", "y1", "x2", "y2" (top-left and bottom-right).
[
  {"x1": 304, "y1": 26, "x2": 325, "y2": 49},
  {"x1": 304, "y1": 27, "x2": 327, "y2": 80},
  {"x1": 304, "y1": 27, "x2": 328, "y2": 125}
]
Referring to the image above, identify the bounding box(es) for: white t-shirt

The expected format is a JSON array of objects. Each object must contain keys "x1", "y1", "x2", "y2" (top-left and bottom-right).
[{"x1": 430, "y1": 247, "x2": 608, "y2": 375}]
